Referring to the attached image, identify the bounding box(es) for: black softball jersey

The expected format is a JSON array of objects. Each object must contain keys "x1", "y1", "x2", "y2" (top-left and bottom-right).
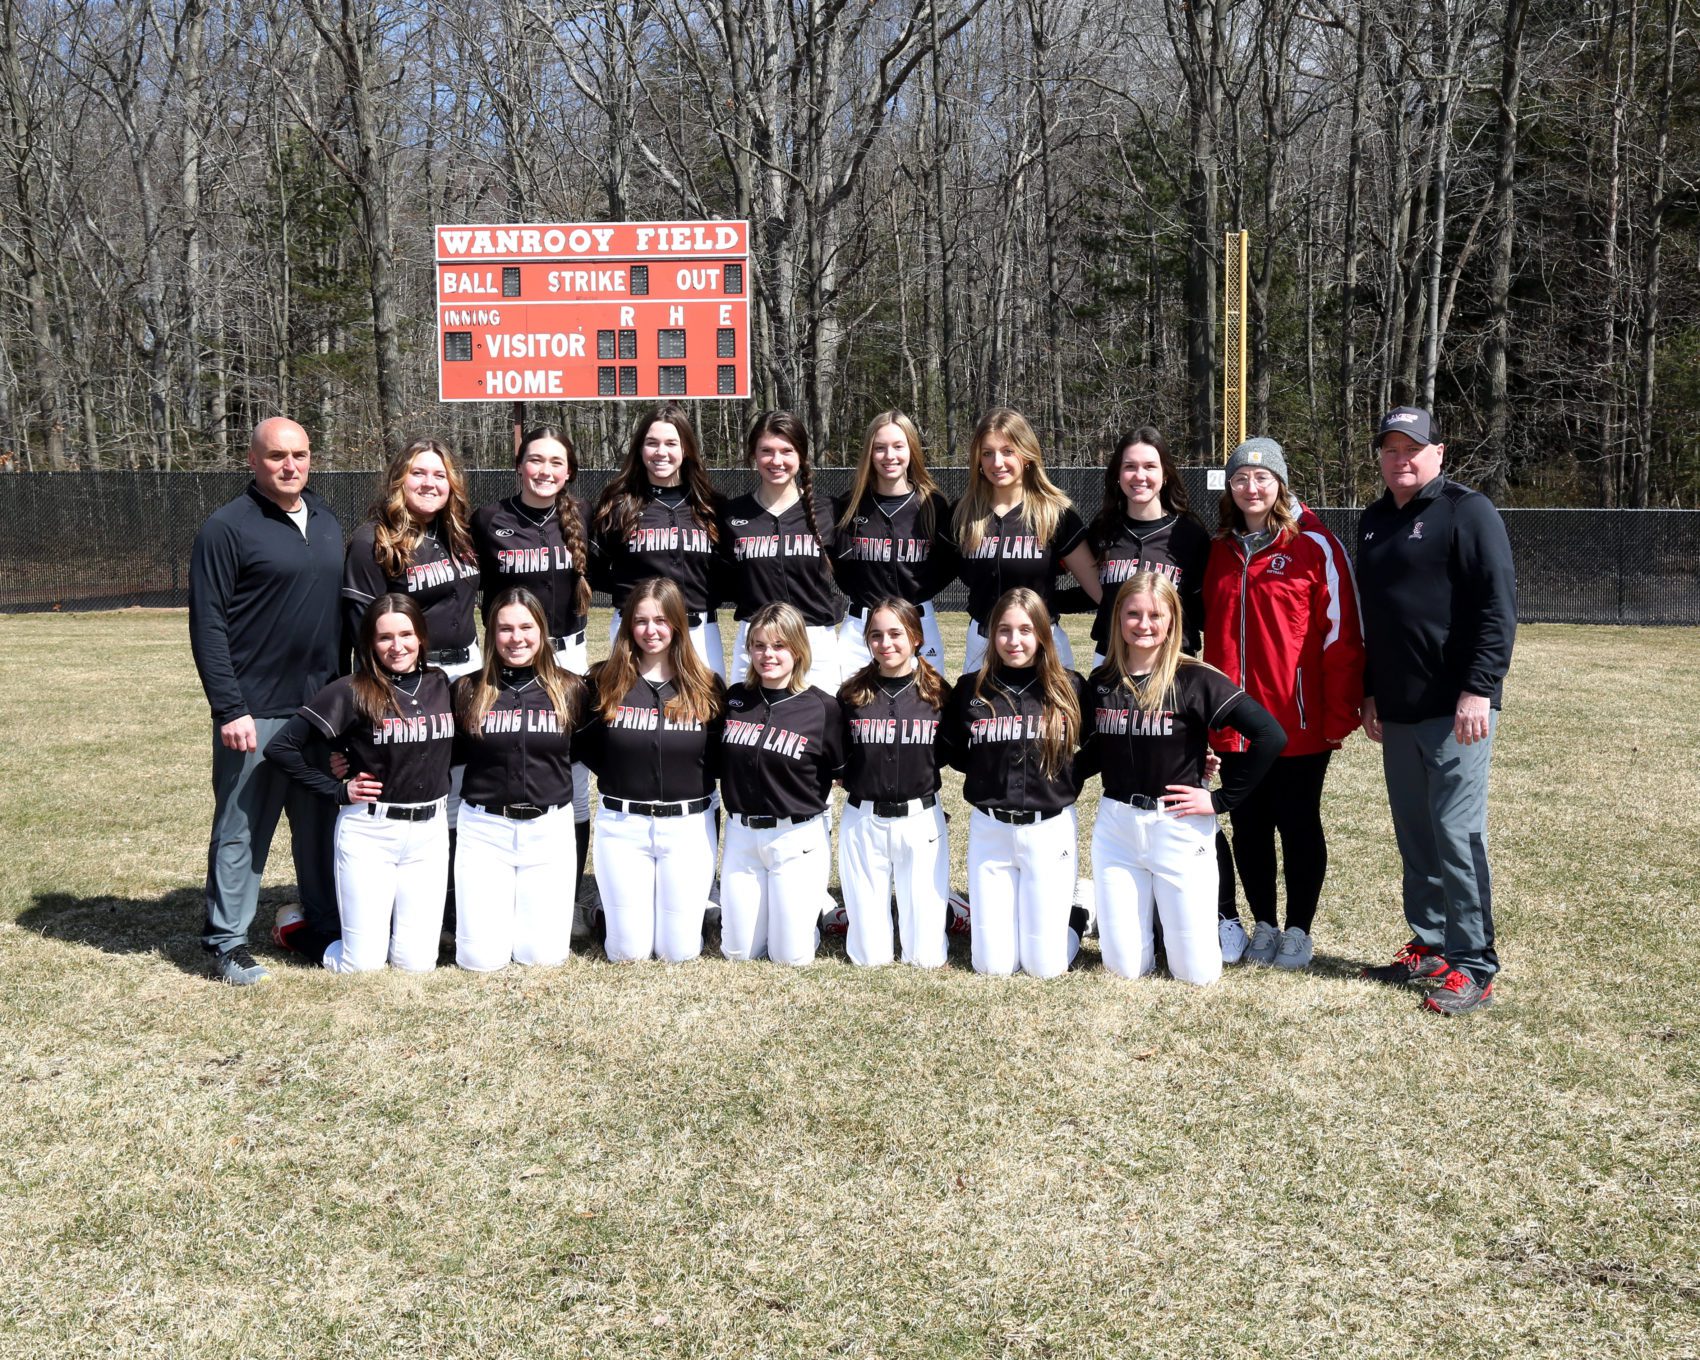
[
  {"x1": 343, "y1": 521, "x2": 481, "y2": 655},
  {"x1": 718, "y1": 493, "x2": 842, "y2": 626},
  {"x1": 719, "y1": 684, "x2": 846, "y2": 819},
  {"x1": 264, "y1": 669, "x2": 456, "y2": 805},
  {"x1": 831, "y1": 489, "x2": 958, "y2": 612},
  {"x1": 1081, "y1": 664, "x2": 1285, "y2": 813},
  {"x1": 589, "y1": 485, "x2": 721, "y2": 617},
  {"x1": 1089, "y1": 513, "x2": 1212, "y2": 654},
  {"x1": 945, "y1": 665, "x2": 1086, "y2": 815},
  {"x1": 839, "y1": 672, "x2": 952, "y2": 804},
  {"x1": 576, "y1": 667, "x2": 723, "y2": 803},
  {"x1": 470, "y1": 495, "x2": 591, "y2": 640},
  {"x1": 454, "y1": 668, "x2": 579, "y2": 810},
  {"x1": 953, "y1": 501, "x2": 1088, "y2": 626}
]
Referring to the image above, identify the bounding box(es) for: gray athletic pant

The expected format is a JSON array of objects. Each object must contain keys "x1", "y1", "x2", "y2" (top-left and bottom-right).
[
  {"x1": 202, "y1": 717, "x2": 337, "y2": 956},
  {"x1": 1379, "y1": 713, "x2": 1499, "y2": 983}
]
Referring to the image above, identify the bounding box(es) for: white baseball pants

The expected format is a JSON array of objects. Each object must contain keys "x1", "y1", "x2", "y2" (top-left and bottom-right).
[
  {"x1": 324, "y1": 800, "x2": 448, "y2": 973},
  {"x1": 719, "y1": 813, "x2": 830, "y2": 966},
  {"x1": 966, "y1": 806, "x2": 1081, "y2": 978},
  {"x1": 609, "y1": 610, "x2": 725, "y2": 680},
  {"x1": 452, "y1": 802, "x2": 575, "y2": 970},
  {"x1": 733, "y1": 620, "x2": 842, "y2": 693},
  {"x1": 594, "y1": 799, "x2": 717, "y2": 963},
  {"x1": 552, "y1": 632, "x2": 593, "y2": 823},
  {"x1": 837, "y1": 800, "x2": 949, "y2": 967},
  {"x1": 1092, "y1": 799, "x2": 1222, "y2": 986},
  {"x1": 838, "y1": 601, "x2": 945, "y2": 676},
  {"x1": 962, "y1": 620, "x2": 1073, "y2": 676}
]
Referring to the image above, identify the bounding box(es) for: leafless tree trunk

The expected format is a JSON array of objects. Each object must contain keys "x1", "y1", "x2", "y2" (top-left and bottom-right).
[{"x1": 1480, "y1": 0, "x2": 1526, "y2": 500}]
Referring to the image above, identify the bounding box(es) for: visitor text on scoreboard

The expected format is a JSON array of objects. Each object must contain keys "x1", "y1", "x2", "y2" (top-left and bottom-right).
[{"x1": 435, "y1": 220, "x2": 751, "y2": 402}]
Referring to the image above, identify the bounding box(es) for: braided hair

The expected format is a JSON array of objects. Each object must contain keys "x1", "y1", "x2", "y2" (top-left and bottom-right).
[
  {"x1": 516, "y1": 425, "x2": 592, "y2": 615},
  {"x1": 745, "y1": 409, "x2": 833, "y2": 580}
]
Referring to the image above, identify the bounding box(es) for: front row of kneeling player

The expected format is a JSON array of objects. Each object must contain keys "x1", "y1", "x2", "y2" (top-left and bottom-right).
[{"x1": 263, "y1": 570, "x2": 1287, "y2": 982}]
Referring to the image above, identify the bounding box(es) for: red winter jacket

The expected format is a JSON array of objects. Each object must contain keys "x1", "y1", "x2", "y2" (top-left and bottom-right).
[{"x1": 1203, "y1": 521, "x2": 1365, "y2": 756}]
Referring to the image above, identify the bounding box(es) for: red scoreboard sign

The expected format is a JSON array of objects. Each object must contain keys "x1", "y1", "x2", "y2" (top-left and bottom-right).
[{"x1": 434, "y1": 220, "x2": 751, "y2": 402}]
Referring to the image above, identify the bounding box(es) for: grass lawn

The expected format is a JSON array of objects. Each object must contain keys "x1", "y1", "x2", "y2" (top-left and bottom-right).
[{"x1": 1, "y1": 610, "x2": 1697, "y2": 1358}]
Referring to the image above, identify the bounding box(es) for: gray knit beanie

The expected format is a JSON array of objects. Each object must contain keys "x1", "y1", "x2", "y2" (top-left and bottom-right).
[{"x1": 1225, "y1": 436, "x2": 1288, "y2": 485}]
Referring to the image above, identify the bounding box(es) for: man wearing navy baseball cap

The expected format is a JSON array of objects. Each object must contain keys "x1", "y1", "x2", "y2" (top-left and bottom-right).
[{"x1": 1355, "y1": 406, "x2": 1517, "y2": 1015}]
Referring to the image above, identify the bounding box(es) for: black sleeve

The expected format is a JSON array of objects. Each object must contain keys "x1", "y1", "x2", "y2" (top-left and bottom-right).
[
  {"x1": 923, "y1": 492, "x2": 960, "y2": 600},
  {"x1": 263, "y1": 714, "x2": 347, "y2": 803},
  {"x1": 1454, "y1": 494, "x2": 1518, "y2": 701},
  {"x1": 1073, "y1": 683, "x2": 1100, "y2": 784},
  {"x1": 1177, "y1": 517, "x2": 1211, "y2": 656},
  {"x1": 1051, "y1": 581, "x2": 1097, "y2": 617},
  {"x1": 342, "y1": 529, "x2": 386, "y2": 657},
  {"x1": 1055, "y1": 505, "x2": 1088, "y2": 559},
  {"x1": 1210, "y1": 696, "x2": 1287, "y2": 813},
  {"x1": 187, "y1": 516, "x2": 249, "y2": 724},
  {"x1": 942, "y1": 677, "x2": 971, "y2": 774}
]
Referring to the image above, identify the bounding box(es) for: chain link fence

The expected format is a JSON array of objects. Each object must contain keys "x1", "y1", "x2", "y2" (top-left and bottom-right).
[{"x1": 1, "y1": 469, "x2": 1695, "y2": 625}]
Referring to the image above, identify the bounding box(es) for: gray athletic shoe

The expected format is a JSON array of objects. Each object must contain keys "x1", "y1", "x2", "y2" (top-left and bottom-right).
[
  {"x1": 213, "y1": 946, "x2": 271, "y2": 987},
  {"x1": 1245, "y1": 920, "x2": 1281, "y2": 966},
  {"x1": 1273, "y1": 926, "x2": 1314, "y2": 970},
  {"x1": 1219, "y1": 918, "x2": 1250, "y2": 964}
]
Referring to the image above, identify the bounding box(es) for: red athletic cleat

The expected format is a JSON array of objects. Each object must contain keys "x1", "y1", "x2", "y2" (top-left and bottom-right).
[
  {"x1": 1423, "y1": 968, "x2": 1496, "y2": 1016},
  {"x1": 1361, "y1": 941, "x2": 1448, "y2": 986}
]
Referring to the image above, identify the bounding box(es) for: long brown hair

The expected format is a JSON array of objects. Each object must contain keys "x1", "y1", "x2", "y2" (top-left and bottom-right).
[
  {"x1": 972, "y1": 587, "x2": 1079, "y2": 779},
  {"x1": 592, "y1": 403, "x2": 721, "y2": 548},
  {"x1": 514, "y1": 425, "x2": 593, "y2": 615},
  {"x1": 1101, "y1": 573, "x2": 1219, "y2": 716},
  {"x1": 351, "y1": 593, "x2": 431, "y2": 724},
  {"x1": 369, "y1": 438, "x2": 476, "y2": 578},
  {"x1": 746, "y1": 409, "x2": 832, "y2": 579},
  {"x1": 593, "y1": 577, "x2": 725, "y2": 726},
  {"x1": 1090, "y1": 426, "x2": 1197, "y2": 555},
  {"x1": 835, "y1": 410, "x2": 941, "y2": 538},
  {"x1": 951, "y1": 407, "x2": 1074, "y2": 556},
  {"x1": 456, "y1": 587, "x2": 585, "y2": 734},
  {"x1": 742, "y1": 601, "x2": 813, "y2": 694},
  {"x1": 839, "y1": 598, "x2": 950, "y2": 710}
]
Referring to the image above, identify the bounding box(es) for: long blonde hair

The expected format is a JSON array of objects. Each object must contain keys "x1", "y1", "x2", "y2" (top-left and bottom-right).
[
  {"x1": 369, "y1": 438, "x2": 476, "y2": 578},
  {"x1": 1102, "y1": 573, "x2": 1217, "y2": 716},
  {"x1": 456, "y1": 588, "x2": 584, "y2": 734},
  {"x1": 972, "y1": 587, "x2": 1079, "y2": 779},
  {"x1": 951, "y1": 408, "x2": 1074, "y2": 556},
  {"x1": 594, "y1": 577, "x2": 725, "y2": 726},
  {"x1": 742, "y1": 602, "x2": 813, "y2": 694},
  {"x1": 836, "y1": 410, "x2": 942, "y2": 537},
  {"x1": 838, "y1": 598, "x2": 950, "y2": 711}
]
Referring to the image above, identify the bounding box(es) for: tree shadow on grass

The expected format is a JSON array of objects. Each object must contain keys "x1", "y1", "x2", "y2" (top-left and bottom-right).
[{"x1": 16, "y1": 886, "x2": 309, "y2": 978}]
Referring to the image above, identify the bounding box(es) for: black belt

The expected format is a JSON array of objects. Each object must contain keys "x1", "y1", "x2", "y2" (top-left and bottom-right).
[
  {"x1": 366, "y1": 802, "x2": 440, "y2": 822},
  {"x1": 603, "y1": 795, "x2": 712, "y2": 818},
  {"x1": 975, "y1": 805, "x2": 1062, "y2": 826},
  {"x1": 848, "y1": 793, "x2": 939, "y2": 818},
  {"x1": 428, "y1": 645, "x2": 471, "y2": 665},
  {"x1": 1105, "y1": 792, "x2": 1163, "y2": 811},
  {"x1": 549, "y1": 632, "x2": 585, "y2": 651},
  {"x1": 735, "y1": 812, "x2": 818, "y2": 829},
  {"x1": 686, "y1": 610, "x2": 714, "y2": 628},
  {"x1": 474, "y1": 801, "x2": 560, "y2": 821}
]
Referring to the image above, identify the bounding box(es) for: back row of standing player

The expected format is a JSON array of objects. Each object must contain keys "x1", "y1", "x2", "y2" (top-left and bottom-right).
[{"x1": 286, "y1": 401, "x2": 1359, "y2": 981}]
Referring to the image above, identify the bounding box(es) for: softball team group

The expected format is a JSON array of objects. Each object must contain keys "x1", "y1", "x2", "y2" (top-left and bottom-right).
[{"x1": 263, "y1": 402, "x2": 1364, "y2": 984}]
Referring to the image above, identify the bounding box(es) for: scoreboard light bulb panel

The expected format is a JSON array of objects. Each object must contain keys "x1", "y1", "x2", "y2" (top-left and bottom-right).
[{"x1": 434, "y1": 220, "x2": 751, "y2": 402}]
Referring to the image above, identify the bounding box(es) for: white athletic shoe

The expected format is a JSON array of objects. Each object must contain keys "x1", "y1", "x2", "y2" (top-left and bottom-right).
[
  {"x1": 1273, "y1": 926, "x2": 1314, "y2": 970},
  {"x1": 1245, "y1": 920, "x2": 1281, "y2": 966},
  {"x1": 1218, "y1": 918, "x2": 1250, "y2": 965}
]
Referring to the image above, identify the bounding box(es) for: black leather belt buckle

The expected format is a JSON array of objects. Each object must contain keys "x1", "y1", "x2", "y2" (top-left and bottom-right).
[
  {"x1": 986, "y1": 807, "x2": 1041, "y2": 826},
  {"x1": 1116, "y1": 793, "x2": 1162, "y2": 811},
  {"x1": 375, "y1": 803, "x2": 438, "y2": 822},
  {"x1": 871, "y1": 800, "x2": 908, "y2": 818},
  {"x1": 685, "y1": 612, "x2": 703, "y2": 628},
  {"x1": 742, "y1": 815, "x2": 779, "y2": 829},
  {"x1": 495, "y1": 803, "x2": 547, "y2": 821},
  {"x1": 429, "y1": 645, "x2": 471, "y2": 665}
]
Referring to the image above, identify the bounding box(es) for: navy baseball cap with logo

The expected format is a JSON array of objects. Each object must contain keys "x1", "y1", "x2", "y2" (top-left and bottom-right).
[{"x1": 1373, "y1": 406, "x2": 1436, "y2": 449}]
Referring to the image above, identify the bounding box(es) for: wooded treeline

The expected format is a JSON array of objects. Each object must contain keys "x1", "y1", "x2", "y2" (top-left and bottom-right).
[{"x1": 1, "y1": 0, "x2": 1695, "y2": 504}]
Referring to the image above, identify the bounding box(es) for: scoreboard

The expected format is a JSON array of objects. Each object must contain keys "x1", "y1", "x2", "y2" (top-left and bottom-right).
[{"x1": 435, "y1": 220, "x2": 751, "y2": 403}]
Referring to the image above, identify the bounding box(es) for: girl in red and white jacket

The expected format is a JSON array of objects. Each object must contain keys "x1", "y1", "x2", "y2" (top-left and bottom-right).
[{"x1": 1203, "y1": 437, "x2": 1363, "y2": 971}]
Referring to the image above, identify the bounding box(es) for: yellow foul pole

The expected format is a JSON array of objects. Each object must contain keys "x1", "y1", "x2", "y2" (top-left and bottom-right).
[{"x1": 1222, "y1": 229, "x2": 1248, "y2": 458}]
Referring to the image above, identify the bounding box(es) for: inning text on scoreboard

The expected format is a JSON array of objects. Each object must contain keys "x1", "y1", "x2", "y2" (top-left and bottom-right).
[{"x1": 434, "y1": 221, "x2": 751, "y2": 403}]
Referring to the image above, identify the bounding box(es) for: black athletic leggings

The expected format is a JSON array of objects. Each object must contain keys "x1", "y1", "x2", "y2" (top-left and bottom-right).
[{"x1": 1216, "y1": 750, "x2": 1333, "y2": 933}]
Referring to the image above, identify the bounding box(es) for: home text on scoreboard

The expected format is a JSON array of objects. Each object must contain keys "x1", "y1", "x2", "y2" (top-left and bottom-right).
[{"x1": 434, "y1": 221, "x2": 751, "y2": 403}]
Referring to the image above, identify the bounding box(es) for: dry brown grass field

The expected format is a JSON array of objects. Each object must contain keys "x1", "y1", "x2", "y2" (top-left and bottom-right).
[{"x1": 1, "y1": 610, "x2": 1697, "y2": 1359}]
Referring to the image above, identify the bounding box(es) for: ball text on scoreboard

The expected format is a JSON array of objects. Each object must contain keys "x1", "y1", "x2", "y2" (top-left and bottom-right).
[{"x1": 435, "y1": 221, "x2": 751, "y2": 403}]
